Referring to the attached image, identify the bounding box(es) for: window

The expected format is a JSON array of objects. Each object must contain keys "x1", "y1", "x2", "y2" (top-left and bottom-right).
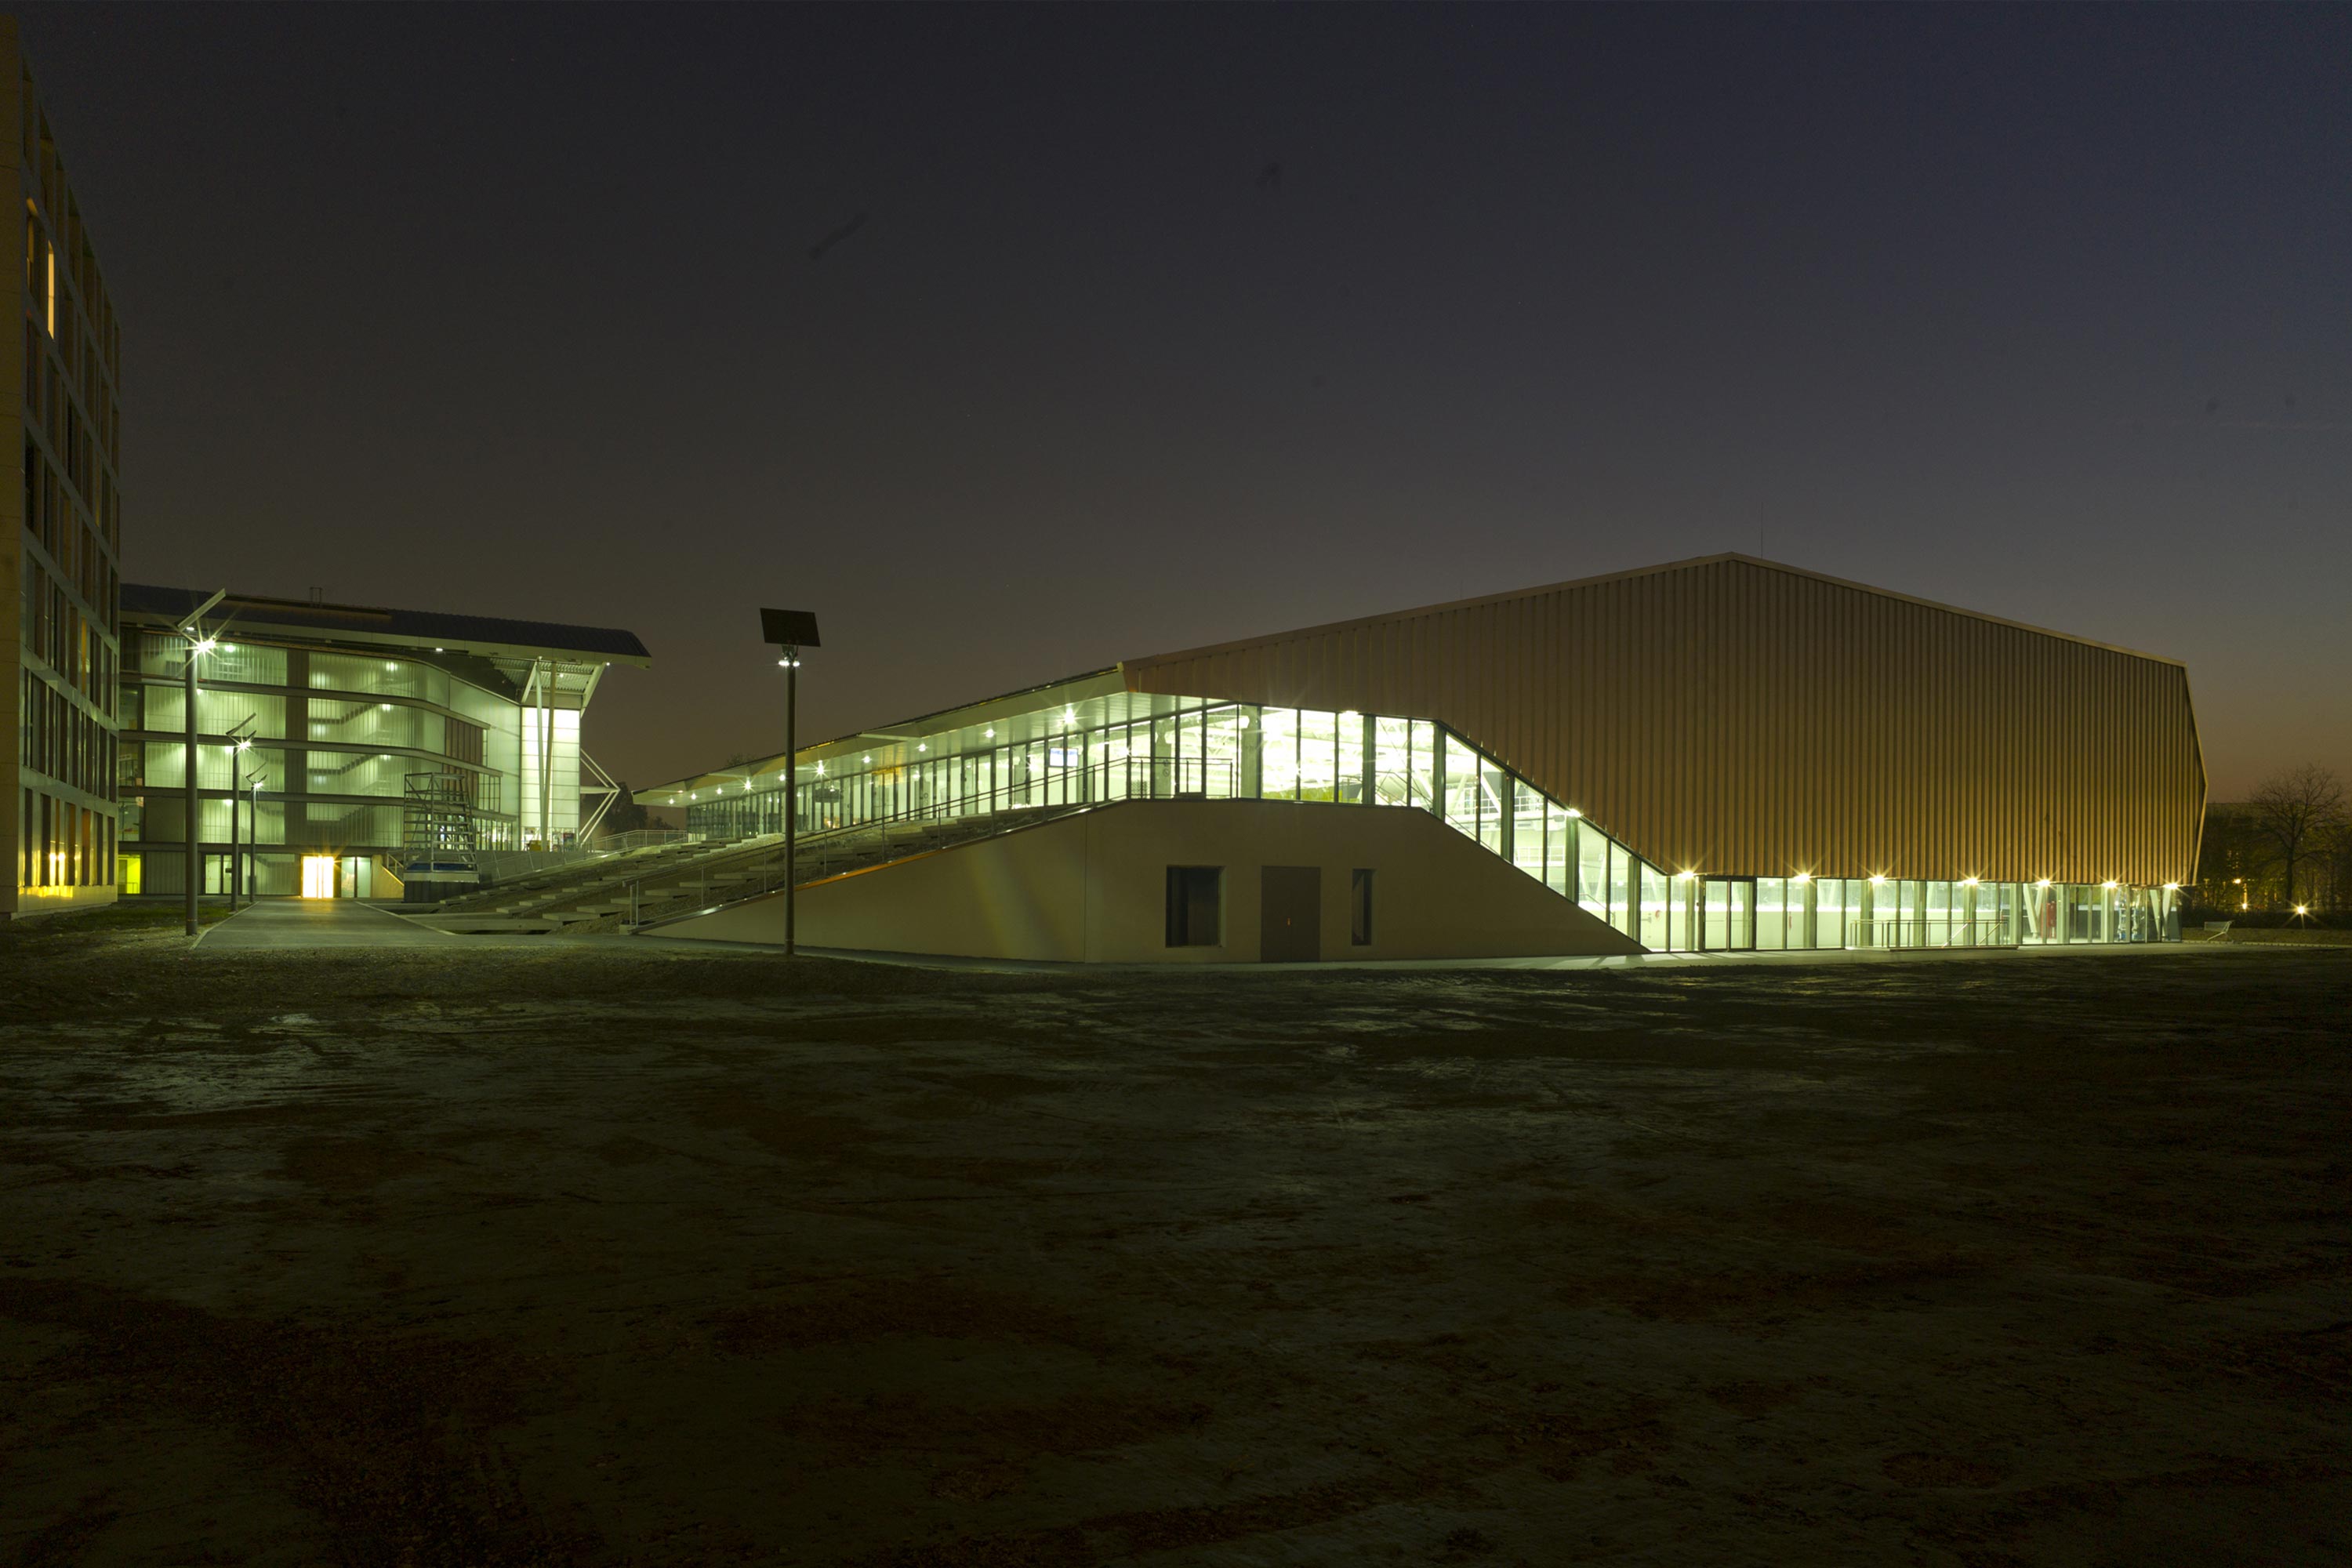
[
  {"x1": 1165, "y1": 866, "x2": 1221, "y2": 947},
  {"x1": 1350, "y1": 868, "x2": 1374, "y2": 946}
]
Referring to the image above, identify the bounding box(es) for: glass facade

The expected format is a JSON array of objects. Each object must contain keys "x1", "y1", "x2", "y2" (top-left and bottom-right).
[
  {"x1": 116, "y1": 633, "x2": 548, "y2": 898},
  {"x1": 686, "y1": 691, "x2": 1680, "y2": 950},
  {"x1": 677, "y1": 684, "x2": 2182, "y2": 955}
]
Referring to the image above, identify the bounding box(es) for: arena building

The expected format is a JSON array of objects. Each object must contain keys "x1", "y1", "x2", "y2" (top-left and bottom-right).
[{"x1": 638, "y1": 554, "x2": 2205, "y2": 962}]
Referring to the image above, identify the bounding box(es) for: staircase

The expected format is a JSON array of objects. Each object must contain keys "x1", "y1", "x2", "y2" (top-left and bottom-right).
[
  {"x1": 417, "y1": 836, "x2": 755, "y2": 932},
  {"x1": 622, "y1": 805, "x2": 1079, "y2": 933},
  {"x1": 421, "y1": 804, "x2": 1083, "y2": 935}
]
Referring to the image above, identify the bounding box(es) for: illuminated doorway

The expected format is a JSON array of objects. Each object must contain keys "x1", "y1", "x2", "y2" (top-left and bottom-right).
[{"x1": 301, "y1": 855, "x2": 337, "y2": 899}]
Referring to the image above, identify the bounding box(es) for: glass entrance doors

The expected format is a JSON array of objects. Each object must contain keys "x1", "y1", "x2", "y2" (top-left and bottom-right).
[
  {"x1": 1700, "y1": 877, "x2": 1755, "y2": 951},
  {"x1": 301, "y1": 855, "x2": 337, "y2": 898}
]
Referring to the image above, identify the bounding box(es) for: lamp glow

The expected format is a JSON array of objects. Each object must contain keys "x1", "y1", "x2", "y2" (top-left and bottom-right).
[
  {"x1": 1792, "y1": 871, "x2": 1811, "y2": 883},
  {"x1": 1565, "y1": 808, "x2": 1581, "y2": 818},
  {"x1": 1868, "y1": 874, "x2": 1886, "y2": 887}
]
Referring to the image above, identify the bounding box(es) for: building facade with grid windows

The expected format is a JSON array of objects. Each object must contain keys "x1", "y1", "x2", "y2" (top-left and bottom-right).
[
  {"x1": 115, "y1": 586, "x2": 649, "y2": 902},
  {"x1": 2, "y1": 23, "x2": 124, "y2": 920}
]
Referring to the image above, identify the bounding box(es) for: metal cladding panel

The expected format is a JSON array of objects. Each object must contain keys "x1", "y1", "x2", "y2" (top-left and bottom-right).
[{"x1": 1122, "y1": 557, "x2": 2205, "y2": 887}]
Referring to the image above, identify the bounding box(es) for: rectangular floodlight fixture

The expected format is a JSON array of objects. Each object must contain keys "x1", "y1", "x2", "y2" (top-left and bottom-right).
[{"x1": 760, "y1": 608, "x2": 821, "y2": 648}]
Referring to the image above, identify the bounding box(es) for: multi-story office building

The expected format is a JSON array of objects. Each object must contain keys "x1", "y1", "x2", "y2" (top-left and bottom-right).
[
  {"x1": 117, "y1": 586, "x2": 649, "y2": 901},
  {"x1": 3, "y1": 23, "x2": 123, "y2": 919},
  {"x1": 639, "y1": 555, "x2": 2206, "y2": 961}
]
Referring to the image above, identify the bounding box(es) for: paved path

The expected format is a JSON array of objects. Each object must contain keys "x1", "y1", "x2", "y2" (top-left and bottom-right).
[{"x1": 194, "y1": 898, "x2": 461, "y2": 952}]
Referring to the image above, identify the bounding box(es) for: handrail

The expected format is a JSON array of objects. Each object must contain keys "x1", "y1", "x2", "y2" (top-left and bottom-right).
[
  {"x1": 633, "y1": 716, "x2": 1671, "y2": 939},
  {"x1": 1847, "y1": 917, "x2": 2019, "y2": 950},
  {"x1": 620, "y1": 764, "x2": 1232, "y2": 927}
]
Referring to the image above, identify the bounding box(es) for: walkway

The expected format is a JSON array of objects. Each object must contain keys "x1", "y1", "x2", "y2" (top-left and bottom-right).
[{"x1": 194, "y1": 898, "x2": 463, "y2": 953}]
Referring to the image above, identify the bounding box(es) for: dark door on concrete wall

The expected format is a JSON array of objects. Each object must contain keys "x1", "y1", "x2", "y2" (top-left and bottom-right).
[{"x1": 1261, "y1": 866, "x2": 1321, "y2": 962}]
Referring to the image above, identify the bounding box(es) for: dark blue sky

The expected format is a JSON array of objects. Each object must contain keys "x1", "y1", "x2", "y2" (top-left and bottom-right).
[{"x1": 24, "y1": 3, "x2": 2350, "y2": 796}]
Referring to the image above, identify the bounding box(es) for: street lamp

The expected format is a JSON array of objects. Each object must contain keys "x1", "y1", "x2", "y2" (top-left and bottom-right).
[
  {"x1": 245, "y1": 753, "x2": 264, "y2": 910},
  {"x1": 760, "y1": 608, "x2": 821, "y2": 957},
  {"x1": 175, "y1": 590, "x2": 227, "y2": 935},
  {"x1": 225, "y1": 717, "x2": 256, "y2": 911}
]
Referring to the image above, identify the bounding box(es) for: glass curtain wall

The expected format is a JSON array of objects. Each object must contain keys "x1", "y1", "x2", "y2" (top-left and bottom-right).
[
  {"x1": 684, "y1": 694, "x2": 1677, "y2": 946},
  {"x1": 680, "y1": 689, "x2": 2182, "y2": 954}
]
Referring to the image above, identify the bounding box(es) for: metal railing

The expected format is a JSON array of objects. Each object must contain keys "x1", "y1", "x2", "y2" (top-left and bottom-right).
[
  {"x1": 637, "y1": 720, "x2": 1676, "y2": 941},
  {"x1": 593, "y1": 827, "x2": 697, "y2": 854},
  {"x1": 624, "y1": 762, "x2": 1243, "y2": 928},
  {"x1": 1848, "y1": 917, "x2": 2018, "y2": 950}
]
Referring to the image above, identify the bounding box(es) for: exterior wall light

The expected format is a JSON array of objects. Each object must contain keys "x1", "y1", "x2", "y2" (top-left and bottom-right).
[
  {"x1": 2035, "y1": 878, "x2": 2052, "y2": 888},
  {"x1": 1868, "y1": 874, "x2": 1887, "y2": 887},
  {"x1": 918, "y1": 743, "x2": 928, "y2": 753},
  {"x1": 985, "y1": 728, "x2": 995, "y2": 739},
  {"x1": 2103, "y1": 880, "x2": 2118, "y2": 890},
  {"x1": 1791, "y1": 871, "x2": 1810, "y2": 883},
  {"x1": 2296, "y1": 905, "x2": 2309, "y2": 916},
  {"x1": 192, "y1": 637, "x2": 217, "y2": 655},
  {"x1": 1961, "y1": 877, "x2": 1979, "y2": 887},
  {"x1": 862, "y1": 754, "x2": 872, "y2": 764},
  {"x1": 2163, "y1": 884, "x2": 2179, "y2": 892},
  {"x1": 1675, "y1": 869, "x2": 1696, "y2": 881},
  {"x1": 1565, "y1": 808, "x2": 1581, "y2": 818}
]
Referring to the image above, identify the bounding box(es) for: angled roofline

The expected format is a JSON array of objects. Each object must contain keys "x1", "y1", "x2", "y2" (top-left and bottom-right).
[
  {"x1": 119, "y1": 583, "x2": 652, "y2": 667},
  {"x1": 1120, "y1": 553, "x2": 2187, "y2": 671},
  {"x1": 635, "y1": 666, "x2": 1128, "y2": 800}
]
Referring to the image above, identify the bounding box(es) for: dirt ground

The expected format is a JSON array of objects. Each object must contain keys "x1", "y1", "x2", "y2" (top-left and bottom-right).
[{"x1": 1, "y1": 911, "x2": 2346, "y2": 1566}]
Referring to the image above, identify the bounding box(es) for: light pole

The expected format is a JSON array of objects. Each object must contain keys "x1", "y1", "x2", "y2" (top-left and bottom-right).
[
  {"x1": 225, "y1": 718, "x2": 255, "y2": 912},
  {"x1": 760, "y1": 608, "x2": 821, "y2": 958},
  {"x1": 175, "y1": 590, "x2": 227, "y2": 936},
  {"x1": 245, "y1": 764, "x2": 264, "y2": 907}
]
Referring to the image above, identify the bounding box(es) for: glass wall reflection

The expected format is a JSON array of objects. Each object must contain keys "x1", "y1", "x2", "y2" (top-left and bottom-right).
[{"x1": 680, "y1": 688, "x2": 2180, "y2": 955}]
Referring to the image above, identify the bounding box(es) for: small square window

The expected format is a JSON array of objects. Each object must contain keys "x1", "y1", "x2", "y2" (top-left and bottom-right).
[
  {"x1": 1166, "y1": 866, "x2": 1222, "y2": 947},
  {"x1": 1350, "y1": 867, "x2": 1374, "y2": 946}
]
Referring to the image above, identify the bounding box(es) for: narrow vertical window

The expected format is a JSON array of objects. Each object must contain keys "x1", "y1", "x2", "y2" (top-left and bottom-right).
[
  {"x1": 1165, "y1": 866, "x2": 1221, "y2": 947},
  {"x1": 1350, "y1": 868, "x2": 1374, "y2": 946}
]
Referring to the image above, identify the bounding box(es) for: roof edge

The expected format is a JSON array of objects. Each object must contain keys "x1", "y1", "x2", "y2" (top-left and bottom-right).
[{"x1": 1120, "y1": 553, "x2": 2187, "y2": 672}]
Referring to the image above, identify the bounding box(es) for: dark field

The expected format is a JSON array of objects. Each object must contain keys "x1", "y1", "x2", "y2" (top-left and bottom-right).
[{"x1": 1, "y1": 916, "x2": 2346, "y2": 1566}]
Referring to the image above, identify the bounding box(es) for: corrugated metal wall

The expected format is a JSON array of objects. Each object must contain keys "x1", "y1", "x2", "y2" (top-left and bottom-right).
[{"x1": 1122, "y1": 557, "x2": 2206, "y2": 886}]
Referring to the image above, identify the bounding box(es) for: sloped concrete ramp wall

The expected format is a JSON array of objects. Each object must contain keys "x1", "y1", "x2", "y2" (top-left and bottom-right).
[{"x1": 651, "y1": 799, "x2": 1641, "y2": 964}]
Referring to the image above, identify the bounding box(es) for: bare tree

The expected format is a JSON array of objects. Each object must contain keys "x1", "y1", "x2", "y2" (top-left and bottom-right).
[{"x1": 2248, "y1": 764, "x2": 2347, "y2": 909}]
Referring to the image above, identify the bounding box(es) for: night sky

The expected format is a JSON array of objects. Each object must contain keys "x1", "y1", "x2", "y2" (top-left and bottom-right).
[{"x1": 22, "y1": 4, "x2": 2350, "y2": 800}]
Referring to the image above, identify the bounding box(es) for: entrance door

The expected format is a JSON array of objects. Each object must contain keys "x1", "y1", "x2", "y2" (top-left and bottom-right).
[
  {"x1": 301, "y1": 855, "x2": 337, "y2": 899},
  {"x1": 1260, "y1": 866, "x2": 1321, "y2": 962},
  {"x1": 1701, "y1": 878, "x2": 1755, "y2": 951}
]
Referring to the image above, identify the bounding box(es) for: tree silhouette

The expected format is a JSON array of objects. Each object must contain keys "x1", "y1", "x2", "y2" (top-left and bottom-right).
[{"x1": 2247, "y1": 764, "x2": 2347, "y2": 909}]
